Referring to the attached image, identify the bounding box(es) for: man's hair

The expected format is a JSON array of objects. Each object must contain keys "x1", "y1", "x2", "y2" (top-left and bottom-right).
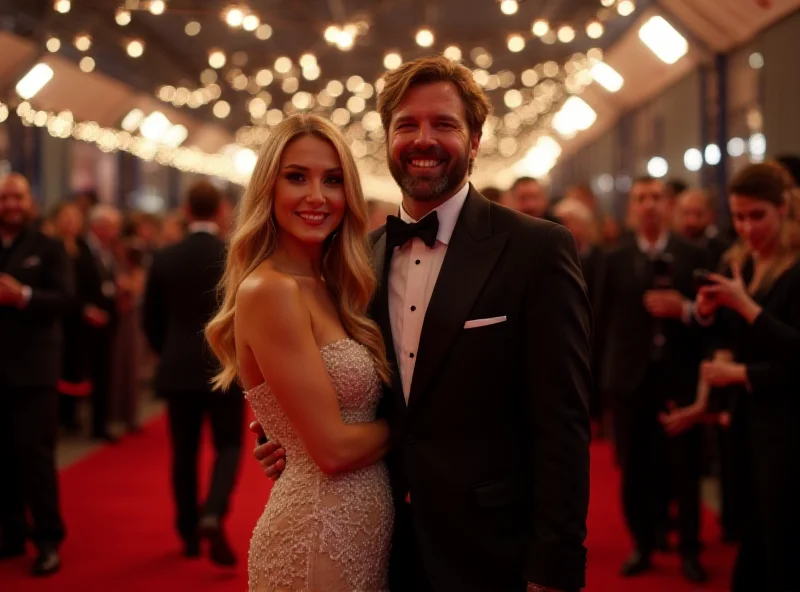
[
  {"x1": 553, "y1": 197, "x2": 594, "y2": 224},
  {"x1": 510, "y1": 176, "x2": 540, "y2": 192},
  {"x1": 479, "y1": 186, "x2": 502, "y2": 203},
  {"x1": 665, "y1": 178, "x2": 689, "y2": 197},
  {"x1": 377, "y1": 55, "x2": 492, "y2": 138},
  {"x1": 186, "y1": 180, "x2": 222, "y2": 220},
  {"x1": 632, "y1": 175, "x2": 658, "y2": 186}
]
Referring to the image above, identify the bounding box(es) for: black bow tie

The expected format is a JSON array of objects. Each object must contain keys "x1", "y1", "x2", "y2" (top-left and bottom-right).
[{"x1": 385, "y1": 212, "x2": 439, "y2": 249}]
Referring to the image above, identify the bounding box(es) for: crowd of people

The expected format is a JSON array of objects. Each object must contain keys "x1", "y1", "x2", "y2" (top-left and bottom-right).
[{"x1": 1, "y1": 61, "x2": 799, "y2": 589}]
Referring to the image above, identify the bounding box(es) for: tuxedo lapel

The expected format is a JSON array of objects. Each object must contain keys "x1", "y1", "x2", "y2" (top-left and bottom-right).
[
  {"x1": 2, "y1": 227, "x2": 35, "y2": 274},
  {"x1": 370, "y1": 229, "x2": 405, "y2": 405},
  {"x1": 408, "y1": 188, "x2": 508, "y2": 412}
]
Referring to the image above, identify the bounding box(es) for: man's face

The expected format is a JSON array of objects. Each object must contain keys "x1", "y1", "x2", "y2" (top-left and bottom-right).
[
  {"x1": 0, "y1": 176, "x2": 33, "y2": 233},
  {"x1": 676, "y1": 193, "x2": 713, "y2": 240},
  {"x1": 387, "y1": 81, "x2": 479, "y2": 203},
  {"x1": 512, "y1": 180, "x2": 549, "y2": 218},
  {"x1": 629, "y1": 180, "x2": 669, "y2": 235},
  {"x1": 92, "y1": 216, "x2": 121, "y2": 247}
]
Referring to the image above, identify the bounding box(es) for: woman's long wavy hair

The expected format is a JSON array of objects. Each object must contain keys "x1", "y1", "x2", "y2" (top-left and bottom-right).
[
  {"x1": 723, "y1": 162, "x2": 800, "y2": 293},
  {"x1": 205, "y1": 114, "x2": 390, "y2": 389}
]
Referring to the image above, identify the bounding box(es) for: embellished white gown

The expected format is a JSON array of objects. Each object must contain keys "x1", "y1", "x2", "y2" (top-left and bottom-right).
[{"x1": 245, "y1": 339, "x2": 393, "y2": 592}]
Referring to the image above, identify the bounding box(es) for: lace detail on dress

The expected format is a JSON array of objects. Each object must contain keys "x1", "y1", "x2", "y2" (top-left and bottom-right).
[{"x1": 246, "y1": 339, "x2": 393, "y2": 592}]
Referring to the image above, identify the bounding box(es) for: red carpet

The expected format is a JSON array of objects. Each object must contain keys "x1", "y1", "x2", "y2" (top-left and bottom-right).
[{"x1": 1, "y1": 415, "x2": 735, "y2": 591}]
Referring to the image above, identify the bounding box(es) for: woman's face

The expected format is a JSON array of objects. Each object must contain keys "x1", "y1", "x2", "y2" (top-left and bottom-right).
[
  {"x1": 730, "y1": 193, "x2": 785, "y2": 255},
  {"x1": 272, "y1": 134, "x2": 347, "y2": 248},
  {"x1": 55, "y1": 204, "x2": 83, "y2": 238}
]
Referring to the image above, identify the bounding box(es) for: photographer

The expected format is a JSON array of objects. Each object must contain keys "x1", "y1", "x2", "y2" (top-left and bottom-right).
[
  {"x1": 599, "y1": 176, "x2": 709, "y2": 583},
  {"x1": 678, "y1": 164, "x2": 800, "y2": 591}
]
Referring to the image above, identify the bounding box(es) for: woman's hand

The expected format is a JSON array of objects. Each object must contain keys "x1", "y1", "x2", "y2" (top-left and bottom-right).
[
  {"x1": 701, "y1": 359, "x2": 748, "y2": 388},
  {"x1": 250, "y1": 421, "x2": 285, "y2": 479},
  {"x1": 698, "y1": 264, "x2": 763, "y2": 323}
]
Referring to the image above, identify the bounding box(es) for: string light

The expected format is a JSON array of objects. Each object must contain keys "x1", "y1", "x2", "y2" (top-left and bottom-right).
[
  {"x1": 384, "y1": 52, "x2": 402, "y2": 70},
  {"x1": 74, "y1": 34, "x2": 92, "y2": 52},
  {"x1": 79, "y1": 57, "x2": 95, "y2": 72},
  {"x1": 586, "y1": 20, "x2": 604, "y2": 39},
  {"x1": 255, "y1": 24, "x2": 272, "y2": 39},
  {"x1": 500, "y1": 0, "x2": 519, "y2": 15},
  {"x1": 209, "y1": 50, "x2": 226, "y2": 69},
  {"x1": 243, "y1": 15, "x2": 260, "y2": 31},
  {"x1": 54, "y1": 0, "x2": 70, "y2": 13},
  {"x1": 507, "y1": 34, "x2": 525, "y2": 52},
  {"x1": 532, "y1": 20, "x2": 550, "y2": 37},
  {"x1": 415, "y1": 28, "x2": 434, "y2": 48},
  {"x1": 617, "y1": 0, "x2": 636, "y2": 16},
  {"x1": 46, "y1": 37, "x2": 61, "y2": 52},
  {"x1": 557, "y1": 25, "x2": 576, "y2": 43},
  {"x1": 185, "y1": 21, "x2": 201, "y2": 36},
  {"x1": 225, "y1": 7, "x2": 244, "y2": 27},
  {"x1": 443, "y1": 46, "x2": 462, "y2": 61},
  {"x1": 126, "y1": 40, "x2": 145, "y2": 58},
  {"x1": 149, "y1": 0, "x2": 166, "y2": 15},
  {"x1": 115, "y1": 9, "x2": 131, "y2": 26}
]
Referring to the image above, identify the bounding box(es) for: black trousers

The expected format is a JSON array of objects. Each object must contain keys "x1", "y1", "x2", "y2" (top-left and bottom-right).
[
  {"x1": 614, "y1": 371, "x2": 702, "y2": 558},
  {"x1": 389, "y1": 501, "x2": 433, "y2": 592},
  {"x1": 0, "y1": 386, "x2": 65, "y2": 549},
  {"x1": 164, "y1": 390, "x2": 244, "y2": 542},
  {"x1": 89, "y1": 328, "x2": 113, "y2": 437}
]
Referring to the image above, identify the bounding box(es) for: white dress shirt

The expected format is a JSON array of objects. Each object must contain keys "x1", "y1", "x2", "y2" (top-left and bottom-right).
[
  {"x1": 388, "y1": 182, "x2": 470, "y2": 402},
  {"x1": 188, "y1": 221, "x2": 220, "y2": 235},
  {"x1": 636, "y1": 231, "x2": 693, "y2": 324}
]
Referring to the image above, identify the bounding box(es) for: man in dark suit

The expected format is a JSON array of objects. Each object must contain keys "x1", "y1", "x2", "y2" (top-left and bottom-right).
[
  {"x1": 507, "y1": 176, "x2": 561, "y2": 224},
  {"x1": 256, "y1": 56, "x2": 591, "y2": 592},
  {"x1": 0, "y1": 173, "x2": 72, "y2": 576},
  {"x1": 84, "y1": 205, "x2": 122, "y2": 442},
  {"x1": 600, "y1": 176, "x2": 709, "y2": 583},
  {"x1": 675, "y1": 189, "x2": 732, "y2": 270},
  {"x1": 143, "y1": 180, "x2": 243, "y2": 566}
]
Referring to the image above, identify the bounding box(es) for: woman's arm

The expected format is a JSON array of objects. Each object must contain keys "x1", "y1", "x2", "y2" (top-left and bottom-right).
[{"x1": 237, "y1": 273, "x2": 389, "y2": 475}]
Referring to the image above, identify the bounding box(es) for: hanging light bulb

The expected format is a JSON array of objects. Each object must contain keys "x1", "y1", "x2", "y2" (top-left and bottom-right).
[
  {"x1": 532, "y1": 19, "x2": 550, "y2": 37},
  {"x1": 586, "y1": 20, "x2": 604, "y2": 39},
  {"x1": 115, "y1": 9, "x2": 131, "y2": 26},
  {"x1": 149, "y1": 0, "x2": 166, "y2": 15},
  {"x1": 416, "y1": 28, "x2": 434, "y2": 47},
  {"x1": 126, "y1": 40, "x2": 144, "y2": 58},
  {"x1": 54, "y1": 0, "x2": 70, "y2": 13},
  {"x1": 500, "y1": 0, "x2": 519, "y2": 15}
]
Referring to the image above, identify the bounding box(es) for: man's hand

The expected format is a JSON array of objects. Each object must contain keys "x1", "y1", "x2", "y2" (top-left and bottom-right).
[
  {"x1": 83, "y1": 305, "x2": 109, "y2": 328},
  {"x1": 659, "y1": 403, "x2": 704, "y2": 436},
  {"x1": 701, "y1": 360, "x2": 747, "y2": 388},
  {"x1": 643, "y1": 289, "x2": 686, "y2": 319},
  {"x1": 249, "y1": 421, "x2": 285, "y2": 479},
  {"x1": 0, "y1": 274, "x2": 24, "y2": 306}
]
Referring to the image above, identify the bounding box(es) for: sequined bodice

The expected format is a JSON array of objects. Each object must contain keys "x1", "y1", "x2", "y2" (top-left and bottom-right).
[{"x1": 245, "y1": 338, "x2": 393, "y2": 592}]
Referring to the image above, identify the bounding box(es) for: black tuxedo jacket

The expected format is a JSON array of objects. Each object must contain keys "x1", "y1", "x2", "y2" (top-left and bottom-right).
[
  {"x1": 598, "y1": 233, "x2": 708, "y2": 402},
  {"x1": 83, "y1": 234, "x2": 118, "y2": 331},
  {"x1": 143, "y1": 231, "x2": 237, "y2": 395},
  {"x1": 0, "y1": 226, "x2": 74, "y2": 388},
  {"x1": 370, "y1": 187, "x2": 592, "y2": 592}
]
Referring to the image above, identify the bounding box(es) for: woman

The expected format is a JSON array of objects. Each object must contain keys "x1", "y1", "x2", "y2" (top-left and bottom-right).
[
  {"x1": 110, "y1": 237, "x2": 148, "y2": 433},
  {"x1": 691, "y1": 164, "x2": 800, "y2": 591},
  {"x1": 206, "y1": 114, "x2": 393, "y2": 592},
  {"x1": 50, "y1": 201, "x2": 93, "y2": 431}
]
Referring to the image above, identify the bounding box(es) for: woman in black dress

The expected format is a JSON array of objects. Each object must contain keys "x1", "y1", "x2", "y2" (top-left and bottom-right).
[{"x1": 692, "y1": 164, "x2": 800, "y2": 591}]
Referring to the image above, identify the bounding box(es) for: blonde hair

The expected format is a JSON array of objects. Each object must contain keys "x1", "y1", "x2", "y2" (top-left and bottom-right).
[
  {"x1": 205, "y1": 114, "x2": 390, "y2": 389},
  {"x1": 724, "y1": 163, "x2": 799, "y2": 292}
]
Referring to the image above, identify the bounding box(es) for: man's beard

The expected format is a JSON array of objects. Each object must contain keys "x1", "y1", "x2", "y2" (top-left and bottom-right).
[{"x1": 388, "y1": 145, "x2": 470, "y2": 203}]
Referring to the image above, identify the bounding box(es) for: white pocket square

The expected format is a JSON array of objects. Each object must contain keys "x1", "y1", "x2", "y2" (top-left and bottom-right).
[
  {"x1": 463, "y1": 316, "x2": 507, "y2": 329},
  {"x1": 21, "y1": 256, "x2": 41, "y2": 268}
]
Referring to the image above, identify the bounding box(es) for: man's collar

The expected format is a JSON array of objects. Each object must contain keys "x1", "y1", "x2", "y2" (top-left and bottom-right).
[
  {"x1": 188, "y1": 221, "x2": 219, "y2": 235},
  {"x1": 636, "y1": 230, "x2": 670, "y2": 254},
  {"x1": 399, "y1": 182, "x2": 470, "y2": 246}
]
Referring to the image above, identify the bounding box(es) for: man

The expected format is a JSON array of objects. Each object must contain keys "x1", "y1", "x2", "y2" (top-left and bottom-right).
[
  {"x1": 508, "y1": 176, "x2": 559, "y2": 223},
  {"x1": 143, "y1": 180, "x2": 243, "y2": 566},
  {"x1": 553, "y1": 198, "x2": 607, "y2": 430},
  {"x1": 255, "y1": 56, "x2": 591, "y2": 592},
  {"x1": 0, "y1": 173, "x2": 72, "y2": 576},
  {"x1": 84, "y1": 205, "x2": 122, "y2": 442},
  {"x1": 599, "y1": 176, "x2": 709, "y2": 583},
  {"x1": 675, "y1": 189, "x2": 731, "y2": 270}
]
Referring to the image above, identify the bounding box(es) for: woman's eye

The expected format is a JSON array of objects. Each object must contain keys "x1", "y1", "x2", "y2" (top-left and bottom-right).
[
  {"x1": 325, "y1": 176, "x2": 344, "y2": 185},
  {"x1": 286, "y1": 172, "x2": 305, "y2": 182}
]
